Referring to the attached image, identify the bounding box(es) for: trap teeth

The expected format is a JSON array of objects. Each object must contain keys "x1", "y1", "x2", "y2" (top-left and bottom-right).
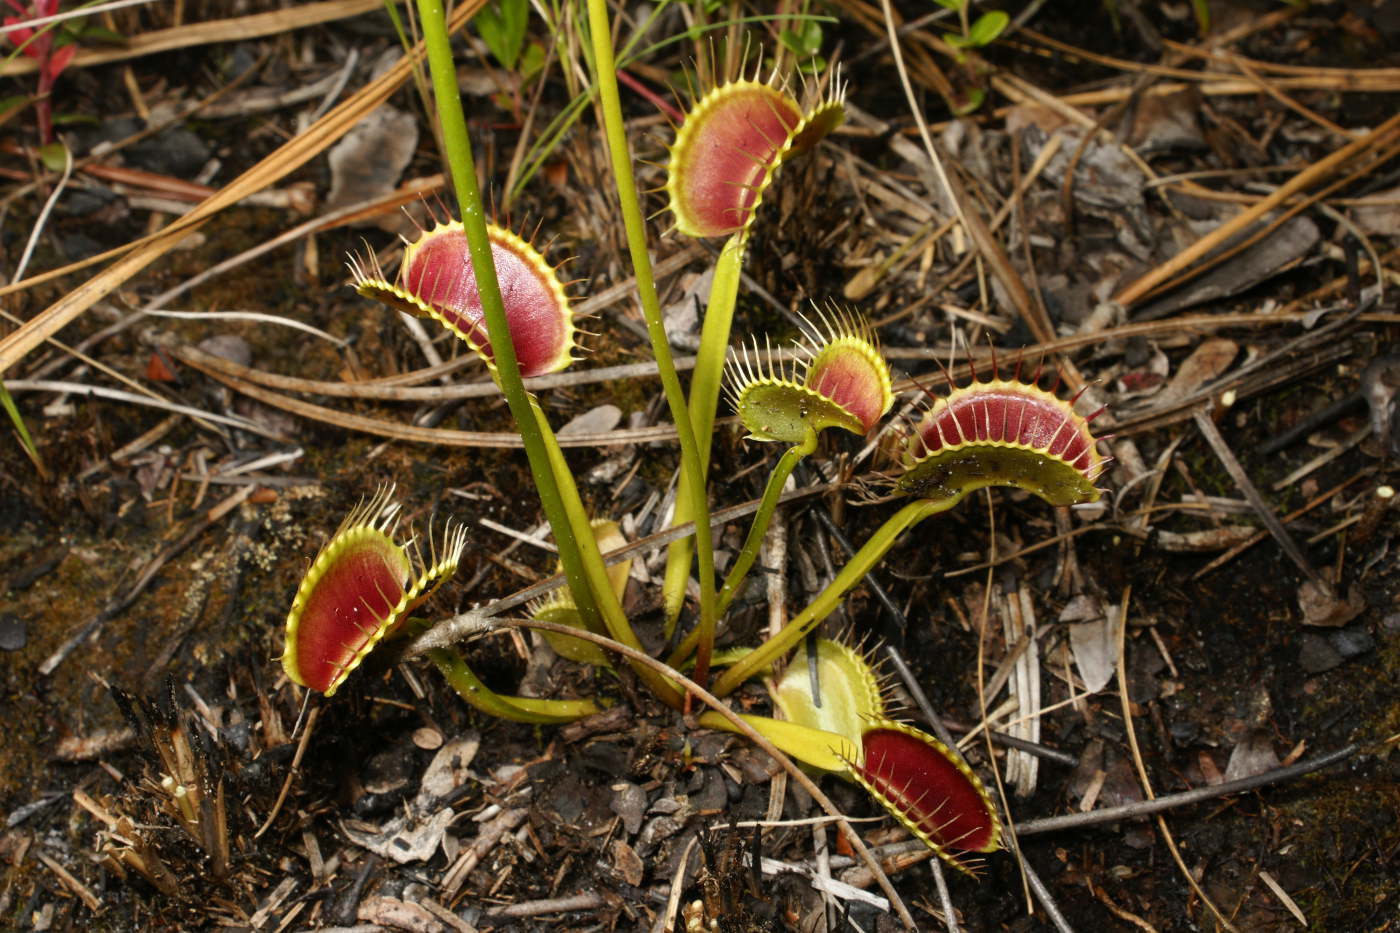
[
  {"x1": 848, "y1": 721, "x2": 1002, "y2": 875},
  {"x1": 898, "y1": 375, "x2": 1105, "y2": 507},
  {"x1": 727, "y1": 305, "x2": 891, "y2": 443}
]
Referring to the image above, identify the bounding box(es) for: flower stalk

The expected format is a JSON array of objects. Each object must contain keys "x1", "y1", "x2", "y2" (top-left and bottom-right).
[
  {"x1": 416, "y1": 0, "x2": 680, "y2": 705},
  {"x1": 584, "y1": 0, "x2": 720, "y2": 688}
]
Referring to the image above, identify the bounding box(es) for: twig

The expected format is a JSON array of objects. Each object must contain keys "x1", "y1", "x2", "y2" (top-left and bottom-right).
[
  {"x1": 1015, "y1": 742, "x2": 1357, "y2": 836},
  {"x1": 1116, "y1": 586, "x2": 1239, "y2": 933},
  {"x1": 13, "y1": 144, "x2": 73, "y2": 282},
  {"x1": 484, "y1": 892, "x2": 607, "y2": 918},
  {"x1": 440, "y1": 807, "x2": 528, "y2": 898},
  {"x1": 36, "y1": 851, "x2": 102, "y2": 912},
  {"x1": 1114, "y1": 110, "x2": 1400, "y2": 307},
  {"x1": 1023, "y1": 857, "x2": 1075, "y2": 933},
  {"x1": 1192, "y1": 409, "x2": 1326, "y2": 591},
  {"x1": 4, "y1": 380, "x2": 291, "y2": 442}
]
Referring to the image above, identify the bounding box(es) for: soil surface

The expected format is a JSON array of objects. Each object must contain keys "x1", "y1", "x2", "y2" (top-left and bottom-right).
[{"x1": 1, "y1": 2, "x2": 1398, "y2": 932}]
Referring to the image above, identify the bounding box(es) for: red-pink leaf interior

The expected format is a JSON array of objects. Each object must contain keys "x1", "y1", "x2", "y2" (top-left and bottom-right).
[
  {"x1": 860, "y1": 727, "x2": 997, "y2": 853},
  {"x1": 402, "y1": 227, "x2": 569, "y2": 377},
  {"x1": 292, "y1": 535, "x2": 407, "y2": 693},
  {"x1": 917, "y1": 384, "x2": 1095, "y2": 474},
  {"x1": 807, "y1": 350, "x2": 886, "y2": 433},
  {"x1": 674, "y1": 86, "x2": 801, "y2": 237}
]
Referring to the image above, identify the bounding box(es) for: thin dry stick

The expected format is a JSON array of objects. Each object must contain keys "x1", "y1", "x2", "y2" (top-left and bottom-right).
[
  {"x1": 1115, "y1": 587, "x2": 1240, "y2": 933},
  {"x1": 0, "y1": 1, "x2": 486, "y2": 375},
  {"x1": 405, "y1": 480, "x2": 841, "y2": 658},
  {"x1": 974, "y1": 496, "x2": 1036, "y2": 918},
  {"x1": 1129, "y1": 135, "x2": 1400, "y2": 318},
  {"x1": 253, "y1": 706, "x2": 319, "y2": 839},
  {"x1": 1191, "y1": 473, "x2": 1371, "y2": 580},
  {"x1": 1016, "y1": 742, "x2": 1357, "y2": 835},
  {"x1": 488, "y1": 617, "x2": 919, "y2": 932},
  {"x1": 4, "y1": 380, "x2": 289, "y2": 441},
  {"x1": 1226, "y1": 51, "x2": 1352, "y2": 142},
  {"x1": 180, "y1": 305, "x2": 1389, "y2": 412},
  {"x1": 874, "y1": 0, "x2": 1060, "y2": 360},
  {"x1": 1, "y1": 0, "x2": 385, "y2": 77},
  {"x1": 1114, "y1": 110, "x2": 1400, "y2": 307},
  {"x1": 1192, "y1": 410, "x2": 1325, "y2": 591}
]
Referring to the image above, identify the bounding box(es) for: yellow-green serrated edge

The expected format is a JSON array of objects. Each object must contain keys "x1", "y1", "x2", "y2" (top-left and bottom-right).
[
  {"x1": 283, "y1": 487, "x2": 412, "y2": 696},
  {"x1": 358, "y1": 221, "x2": 576, "y2": 377},
  {"x1": 804, "y1": 332, "x2": 895, "y2": 420},
  {"x1": 783, "y1": 97, "x2": 845, "y2": 159},
  {"x1": 773, "y1": 638, "x2": 886, "y2": 745}
]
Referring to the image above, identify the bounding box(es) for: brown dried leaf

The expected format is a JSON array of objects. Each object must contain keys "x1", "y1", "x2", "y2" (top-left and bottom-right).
[
  {"x1": 612, "y1": 838, "x2": 645, "y2": 887},
  {"x1": 1298, "y1": 580, "x2": 1366, "y2": 627},
  {"x1": 1156, "y1": 338, "x2": 1238, "y2": 406}
]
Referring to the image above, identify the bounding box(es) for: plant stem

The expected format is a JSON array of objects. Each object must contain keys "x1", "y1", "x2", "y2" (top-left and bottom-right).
[
  {"x1": 716, "y1": 430, "x2": 816, "y2": 618},
  {"x1": 415, "y1": 0, "x2": 599, "y2": 643},
  {"x1": 664, "y1": 430, "x2": 816, "y2": 669},
  {"x1": 710, "y1": 495, "x2": 963, "y2": 698},
  {"x1": 661, "y1": 232, "x2": 746, "y2": 635},
  {"x1": 534, "y1": 398, "x2": 684, "y2": 707},
  {"x1": 430, "y1": 648, "x2": 601, "y2": 723},
  {"x1": 584, "y1": 0, "x2": 718, "y2": 687}
]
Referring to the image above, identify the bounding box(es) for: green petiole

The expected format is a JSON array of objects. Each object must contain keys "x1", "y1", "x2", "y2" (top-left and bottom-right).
[{"x1": 710, "y1": 494, "x2": 965, "y2": 698}]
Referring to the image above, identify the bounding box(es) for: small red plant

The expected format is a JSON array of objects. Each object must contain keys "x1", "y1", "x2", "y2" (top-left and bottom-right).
[
  {"x1": 4, "y1": 0, "x2": 76, "y2": 145},
  {"x1": 352, "y1": 221, "x2": 576, "y2": 378}
]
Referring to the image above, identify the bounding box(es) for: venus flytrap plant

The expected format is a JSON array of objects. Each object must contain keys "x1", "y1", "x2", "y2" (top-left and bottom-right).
[
  {"x1": 282, "y1": 486, "x2": 466, "y2": 696},
  {"x1": 713, "y1": 306, "x2": 890, "y2": 623},
  {"x1": 399, "y1": 0, "x2": 684, "y2": 708},
  {"x1": 698, "y1": 637, "x2": 1002, "y2": 874},
  {"x1": 663, "y1": 305, "x2": 891, "y2": 672},
  {"x1": 282, "y1": 0, "x2": 1110, "y2": 884},
  {"x1": 350, "y1": 219, "x2": 577, "y2": 378}
]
